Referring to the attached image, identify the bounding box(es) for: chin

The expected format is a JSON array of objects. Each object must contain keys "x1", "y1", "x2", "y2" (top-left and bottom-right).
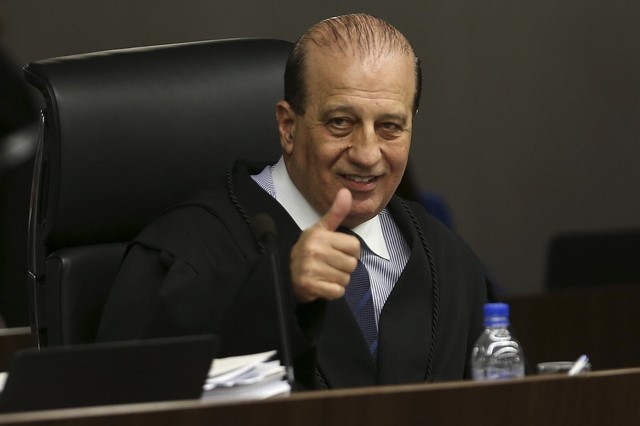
[
  {"x1": 345, "y1": 209, "x2": 379, "y2": 228},
  {"x1": 352, "y1": 198, "x2": 384, "y2": 215}
]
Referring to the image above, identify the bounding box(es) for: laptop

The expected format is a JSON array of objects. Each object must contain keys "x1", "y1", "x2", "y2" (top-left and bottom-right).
[{"x1": 0, "y1": 334, "x2": 220, "y2": 413}]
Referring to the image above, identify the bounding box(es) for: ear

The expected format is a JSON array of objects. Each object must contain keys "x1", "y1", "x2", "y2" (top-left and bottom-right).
[{"x1": 276, "y1": 100, "x2": 296, "y2": 155}]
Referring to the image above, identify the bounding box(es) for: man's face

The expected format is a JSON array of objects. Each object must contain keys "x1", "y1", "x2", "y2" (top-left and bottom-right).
[{"x1": 278, "y1": 46, "x2": 416, "y2": 228}]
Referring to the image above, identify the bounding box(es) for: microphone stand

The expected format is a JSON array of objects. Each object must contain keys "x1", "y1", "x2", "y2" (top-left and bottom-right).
[
  {"x1": 252, "y1": 213, "x2": 295, "y2": 389},
  {"x1": 266, "y1": 238, "x2": 296, "y2": 388}
]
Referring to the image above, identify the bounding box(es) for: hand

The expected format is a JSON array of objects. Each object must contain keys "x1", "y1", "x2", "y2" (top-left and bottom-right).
[{"x1": 290, "y1": 188, "x2": 360, "y2": 303}]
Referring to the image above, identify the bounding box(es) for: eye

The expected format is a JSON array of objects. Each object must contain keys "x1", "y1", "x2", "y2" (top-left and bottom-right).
[
  {"x1": 380, "y1": 122, "x2": 401, "y2": 131},
  {"x1": 377, "y1": 121, "x2": 404, "y2": 138},
  {"x1": 329, "y1": 117, "x2": 350, "y2": 128},
  {"x1": 327, "y1": 117, "x2": 353, "y2": 135}
]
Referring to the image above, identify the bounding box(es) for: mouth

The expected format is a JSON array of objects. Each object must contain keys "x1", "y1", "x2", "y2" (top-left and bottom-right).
[
  {"x1": 345, "y1": 174, "x2": 377, "y2": 183},
  {"x1": 341, "y1": 174, "x2": 380, "y2": 191}
]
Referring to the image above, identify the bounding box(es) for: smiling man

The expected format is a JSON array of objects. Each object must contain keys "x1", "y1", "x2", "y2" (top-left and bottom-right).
[{"x1": 98, "y1": 14, "x2": 496, "y2": 390}]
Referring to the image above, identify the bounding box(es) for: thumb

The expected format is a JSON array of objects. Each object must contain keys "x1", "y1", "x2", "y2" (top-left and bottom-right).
[{"x1": 318, "y1": 188, "x2": 352, "y2": 232}]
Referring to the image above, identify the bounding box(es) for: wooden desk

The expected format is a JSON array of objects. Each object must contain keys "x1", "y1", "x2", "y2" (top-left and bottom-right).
[
  {"x1": 505, "y1": 285, "x2": 640, "y2": 370},
  {"x1": 0, "y1": 328, "x2": 33, "y2": 372},
  {"x1": 0, "y1": 368, "x2": 639, "y2": 426},
  {"x1": 2, "y1": 287, "x2": 639, "y2": 425}
]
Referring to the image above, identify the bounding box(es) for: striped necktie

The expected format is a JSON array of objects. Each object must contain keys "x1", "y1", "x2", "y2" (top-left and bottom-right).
[{"x1": 341, "y1": 228, "x2": 378, "y2": 362}]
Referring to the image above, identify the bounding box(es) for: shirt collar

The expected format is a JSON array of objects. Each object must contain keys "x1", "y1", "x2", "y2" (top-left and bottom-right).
[{"x1": 272, "y1": 157, "x2": 390, "y2": 260}]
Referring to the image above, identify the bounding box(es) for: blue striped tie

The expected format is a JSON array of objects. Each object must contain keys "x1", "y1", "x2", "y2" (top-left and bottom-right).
[{"x1": 341, "y1": 230, "x2": 378, "y2": 362}]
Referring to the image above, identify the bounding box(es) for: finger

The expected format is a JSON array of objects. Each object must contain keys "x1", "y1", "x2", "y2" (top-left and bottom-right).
[
  {"x1": 315, "y1": 281, "x2": 347, "y2": 300},
  {"x1": 290, "y1": 237, "x2": 358, "y2": 302},
  {"x1": 299, "y1": 224, "x2": 360, "y2": 263},
  {"x1": 292, "y1": 231, "x2": 359, "y2": 276},
  {"x1": 295, "y1": 279, "x2": 348, "y2": 302},
  {"x1": 318, "y1": 188, "x2": 352, "y2": 232}
]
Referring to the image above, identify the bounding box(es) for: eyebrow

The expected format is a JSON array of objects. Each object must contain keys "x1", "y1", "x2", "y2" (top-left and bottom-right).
[
  {"x1": 320, "y1": 105, "x2": 408, "y2": 124},
  {"x1": 320, "y1": 105, "x2": 355, "y2": 117},
  {"x1": 377, "y1": 112, "x2": 409, "y2": 124}
]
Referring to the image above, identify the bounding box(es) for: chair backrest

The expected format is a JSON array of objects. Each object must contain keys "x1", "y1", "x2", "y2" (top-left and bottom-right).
[
  {"x1": 545, "y1": 229, "x2": 640, "y2": 290},
  {"x1": 24, "y1": 38, "x2": 293, "y2": 347}
]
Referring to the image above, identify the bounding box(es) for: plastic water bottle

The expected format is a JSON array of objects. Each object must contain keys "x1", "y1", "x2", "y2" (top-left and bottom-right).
[{"x1": 471, "y1": 303, "x2": 525, "y2": 380}]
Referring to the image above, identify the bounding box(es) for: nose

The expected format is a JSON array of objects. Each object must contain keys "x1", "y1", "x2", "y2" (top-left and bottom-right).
[{"x1": 347, "y1": 126, "x2": 381, "y2": 167}]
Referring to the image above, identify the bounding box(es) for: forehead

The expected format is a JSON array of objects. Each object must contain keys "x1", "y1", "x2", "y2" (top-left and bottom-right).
[{"x1": 304, "y1": 46, "x2": 416, "y2": 109}]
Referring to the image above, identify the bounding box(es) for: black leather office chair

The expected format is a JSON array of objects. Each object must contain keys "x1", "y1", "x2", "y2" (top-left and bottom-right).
[
  {"x1": 23, "y1": 38, "x2": 292, "y2": 347},
  {"x1": 0, "y1": 45, "x2": 40, "y2": 327}
]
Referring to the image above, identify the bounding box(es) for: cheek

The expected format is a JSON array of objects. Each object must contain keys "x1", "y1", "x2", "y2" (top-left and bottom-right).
[
  {"x1": 313, "y1": 140, "x2": 347, "y2": 169},
  {"x1": 383, "y1": 145, "x2": 410, "y2": 190},
  {"x1": 294, "y1": 139, "x2": 340, "y2": 185},
  {"x1": 384, "y1": 143, "x2": 410, "y2": 169}
]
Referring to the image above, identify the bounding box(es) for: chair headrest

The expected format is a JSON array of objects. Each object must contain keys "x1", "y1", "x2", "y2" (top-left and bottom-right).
[{"x1": 24, "y1": 38, "x2": 292, "y2": 250}]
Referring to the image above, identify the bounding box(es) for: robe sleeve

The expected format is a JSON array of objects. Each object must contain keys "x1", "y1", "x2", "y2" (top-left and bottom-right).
[{"x1": 96, "y1": 203, "x2": 253, "y2": 342}]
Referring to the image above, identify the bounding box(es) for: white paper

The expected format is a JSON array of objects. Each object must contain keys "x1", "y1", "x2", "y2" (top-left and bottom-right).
[
  {"x1": 202, "y1": 349, "x2": 290, "y2": 401},
  {"x1": 208, "y1": 350, "x2": 276, "y2": 379}
]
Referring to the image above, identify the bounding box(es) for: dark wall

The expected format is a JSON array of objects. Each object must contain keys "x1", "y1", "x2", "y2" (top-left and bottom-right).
[{"x1": 1, "y1": 0, "x2": 639, "y2": 295}]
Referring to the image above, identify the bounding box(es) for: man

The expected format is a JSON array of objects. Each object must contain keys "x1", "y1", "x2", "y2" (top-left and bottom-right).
[{"x1": 97, "y1": 14, "x2": 495, "y2": 390}]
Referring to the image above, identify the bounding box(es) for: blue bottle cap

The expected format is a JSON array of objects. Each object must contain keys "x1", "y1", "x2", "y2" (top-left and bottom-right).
[
  {"x1": 484, "y1": 303, "x2": 509, "y2": 318},
  {"x1": 484, "y1": 303, "x2": 510, "y2": 326}
]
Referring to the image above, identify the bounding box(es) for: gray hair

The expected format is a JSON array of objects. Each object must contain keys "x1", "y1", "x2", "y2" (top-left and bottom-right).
[{"x1": 284, "y1": 13, "x2": 423, "y2": 115}]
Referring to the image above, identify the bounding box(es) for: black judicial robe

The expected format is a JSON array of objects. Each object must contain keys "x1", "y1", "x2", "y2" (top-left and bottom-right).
[{"x1": 97, "y1": 161, "x2": 494, "y2": 390}]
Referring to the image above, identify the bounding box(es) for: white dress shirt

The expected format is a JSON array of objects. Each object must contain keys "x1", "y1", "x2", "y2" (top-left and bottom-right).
[{"x1": 252, "y1": 157, "x2": 410, "y2": 326}]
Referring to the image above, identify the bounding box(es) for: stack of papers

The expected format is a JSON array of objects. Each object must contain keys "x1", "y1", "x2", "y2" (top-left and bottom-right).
[
  {"x1": 202, "y1": 350, "x2": 290, "y2": 402},
  {"x1": 0, "y1": 351, "x2": 290, "y2": 404}
]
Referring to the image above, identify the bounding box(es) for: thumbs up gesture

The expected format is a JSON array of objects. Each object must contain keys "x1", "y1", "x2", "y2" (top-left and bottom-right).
[{"x1": 290, "y1": 188, "x2": 361, "y2": 302}]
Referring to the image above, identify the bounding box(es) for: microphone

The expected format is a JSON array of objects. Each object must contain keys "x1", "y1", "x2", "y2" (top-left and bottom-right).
[{"x1": 251, "y1": 213, "x2": 295, "y2": 388}]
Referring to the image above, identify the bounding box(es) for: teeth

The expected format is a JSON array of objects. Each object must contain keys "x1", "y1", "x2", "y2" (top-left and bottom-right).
[{"x1": 347, "y1": 175, "x2": 373, "y2": 183}]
